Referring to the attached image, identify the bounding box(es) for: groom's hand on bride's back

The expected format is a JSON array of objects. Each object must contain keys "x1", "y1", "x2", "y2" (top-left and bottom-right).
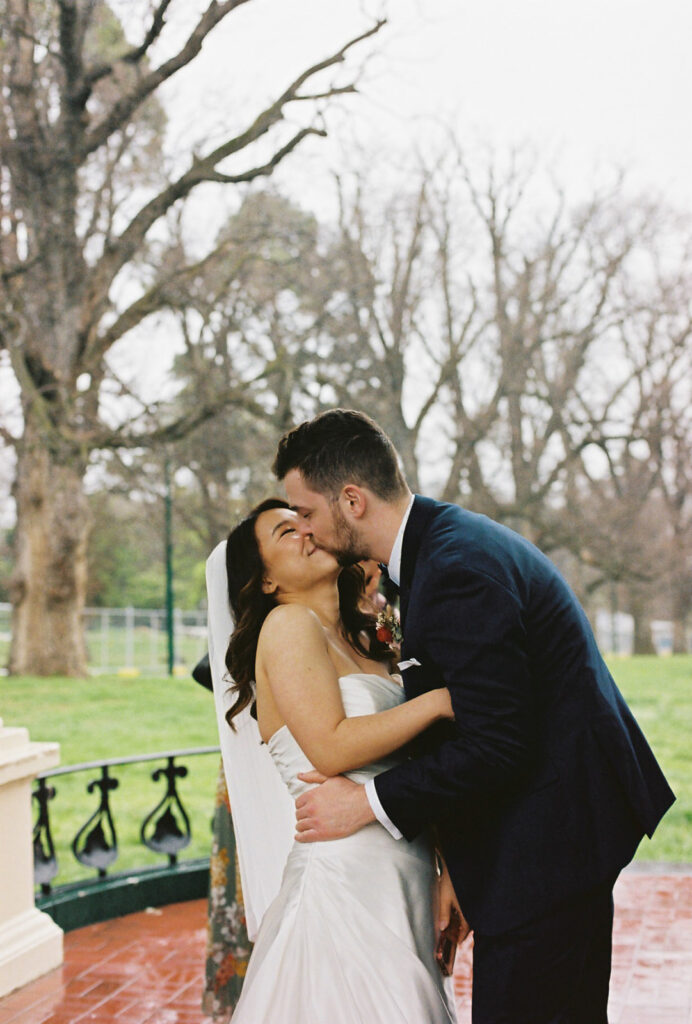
[{"x1": 294, "y1": 773, "x2": 375, "y2": 842}]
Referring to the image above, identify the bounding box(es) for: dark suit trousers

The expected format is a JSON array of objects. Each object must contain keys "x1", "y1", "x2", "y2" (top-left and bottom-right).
[{"x1": 471, "y1": 881, "x2": 615, "y2": 1024}]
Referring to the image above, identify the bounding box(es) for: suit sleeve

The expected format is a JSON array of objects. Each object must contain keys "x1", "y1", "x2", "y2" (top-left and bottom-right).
[{"x1": 373, "y1": 564, "x2": 536, "y2": 841}]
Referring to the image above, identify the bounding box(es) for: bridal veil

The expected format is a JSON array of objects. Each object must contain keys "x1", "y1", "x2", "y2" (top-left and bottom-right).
[{"x1": 205, "y1": 540, "x2": 294, "y2": 940}]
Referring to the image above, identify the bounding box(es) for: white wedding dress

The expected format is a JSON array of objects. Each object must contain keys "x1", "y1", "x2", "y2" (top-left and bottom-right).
[{"x1": 230, "y1": 672, "x2": 457, "y2": 1024}]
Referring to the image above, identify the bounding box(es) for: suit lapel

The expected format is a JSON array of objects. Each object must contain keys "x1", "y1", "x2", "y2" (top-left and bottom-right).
[{"x1": 399, "y1": 495, "x2": 437, "y2": 629}]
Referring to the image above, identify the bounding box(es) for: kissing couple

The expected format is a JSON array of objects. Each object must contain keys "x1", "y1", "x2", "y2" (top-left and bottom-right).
[{"x1": 205, "y1": 408, "x2": 674, "y2": 1024}]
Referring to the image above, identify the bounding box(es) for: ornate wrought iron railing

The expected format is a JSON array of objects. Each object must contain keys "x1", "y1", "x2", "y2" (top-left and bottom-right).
[{"x1": 32, "y1": 746, "x2": 220, "y2": 929}]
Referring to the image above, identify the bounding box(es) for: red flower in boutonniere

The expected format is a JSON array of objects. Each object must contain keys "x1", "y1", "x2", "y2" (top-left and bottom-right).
[{"x1": 375, "y1": 605, "x2": 403, "y2": 652}]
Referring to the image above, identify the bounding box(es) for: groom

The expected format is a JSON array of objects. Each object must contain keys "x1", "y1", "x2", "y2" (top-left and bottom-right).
[{"x1": 273, "y1": 409, "x2": 674, "y2": 1024}]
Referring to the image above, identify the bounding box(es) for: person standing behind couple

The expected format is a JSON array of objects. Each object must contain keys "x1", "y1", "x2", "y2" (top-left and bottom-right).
[{"x1": 273, "y1": 408, "x2": 675, "y2": 1024}]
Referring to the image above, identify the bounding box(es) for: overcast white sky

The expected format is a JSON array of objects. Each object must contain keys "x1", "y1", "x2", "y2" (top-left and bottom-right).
[
  {"x1": 109, "y1": 0, "x2": 692, "y2": 391},
  {"x1": 112, "y1": 0, "x2": 692, "y2": 396},
  {"x1": 159, "y1": 0, "x2": 692, "y2": 207},
  {"x1": 2, "y1": 0, "x2": 691, "y2": 523}
]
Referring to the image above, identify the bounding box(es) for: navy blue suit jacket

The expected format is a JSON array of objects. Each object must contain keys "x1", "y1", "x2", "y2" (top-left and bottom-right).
[{"x1": 374, "y1": 497, "x2": 675, "y2": 936}]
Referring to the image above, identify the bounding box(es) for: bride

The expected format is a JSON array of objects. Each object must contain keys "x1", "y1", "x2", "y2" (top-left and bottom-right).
[{"x1": 217, "y1": 497, "x2": 459, "y2": 1023}]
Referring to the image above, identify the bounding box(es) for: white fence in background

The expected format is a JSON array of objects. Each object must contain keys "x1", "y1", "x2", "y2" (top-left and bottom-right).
[
  {"x1": 594, "y1": 611, "x2": 688, "y2": 656},
  {"x1": 0, "y1": 603, "x2": 208, "y2": 676},
  {"x1": 1, "y1": 602, "x2": 688, "y2": 674}
]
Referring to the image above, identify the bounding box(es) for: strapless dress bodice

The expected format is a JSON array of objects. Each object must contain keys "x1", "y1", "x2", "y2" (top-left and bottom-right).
[
  {"x1": 232, "y1": 670, "x2": 457, "y2": 1023},
  {"x1": 266, "y1": 672, "x2": 406, "y2": 798}
]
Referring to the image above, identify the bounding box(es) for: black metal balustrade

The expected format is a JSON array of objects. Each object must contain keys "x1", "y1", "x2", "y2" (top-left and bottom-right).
[{"x1": 32, "y1": 746, "x2": 220, "y2": 931}]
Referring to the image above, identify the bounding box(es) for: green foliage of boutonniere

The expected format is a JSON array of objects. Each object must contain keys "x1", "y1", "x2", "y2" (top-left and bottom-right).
[{"x1": 375, "y1": 605, "x2": 403, "y2": 651}]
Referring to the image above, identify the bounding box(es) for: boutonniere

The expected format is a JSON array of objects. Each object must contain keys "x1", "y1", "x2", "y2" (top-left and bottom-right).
[{"x1": 375, "y1": 605, "x2": 403, "y2": 652}]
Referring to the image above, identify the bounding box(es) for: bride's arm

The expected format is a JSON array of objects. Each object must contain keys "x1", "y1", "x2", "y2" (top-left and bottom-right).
[{"x1": 256, "y1": 604, "x2": 453, "y2": 777}]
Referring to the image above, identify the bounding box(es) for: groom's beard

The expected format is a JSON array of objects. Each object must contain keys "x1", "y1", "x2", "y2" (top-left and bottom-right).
[{"x1": 326, "y1": 504, "x2": 369, "y2": 567}]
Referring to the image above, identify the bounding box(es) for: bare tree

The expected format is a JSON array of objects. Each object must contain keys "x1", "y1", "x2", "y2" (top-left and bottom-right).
[
  {"x1": 158, "y1": 189, "x2": 339, "y2": 545},
  {"x1": 661, "y1": 413, "x2": 692, "y2": 652},
  {"x1": 572, "y1": 254, "x2": 692, "y2": 650},
  {"x1": 314, "y1": 151, "x2": 692, "y2": 651},
  {"x1": 645, "y1": 339, "x2": 692, "y2": 650},
  {"x1": 321, "y1": 152, "x2": 663, "y2": 541},
  {"x1": 422, "y1": 152, "x2": 656, "y2": 540},
  {"x1": 0, "y1": 0, "x2": 383, "y2": 675},
  {"x1": 312, "y1": 168, "x2": 452, "y2": 490}
]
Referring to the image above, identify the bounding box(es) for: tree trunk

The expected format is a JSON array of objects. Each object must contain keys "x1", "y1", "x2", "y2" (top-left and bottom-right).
[
  {"x1": 672, "y1": 613, "x2": 690, "y2": 655},
  {"x1": 8, "y1": 426, "x2": 90, "y2": 676},
  {"x1": 670, "y1": 560, "x2": 691, "y2": 654},
  {"x1": 629, "y1": 592, "x2": 657, "y2": 655}
]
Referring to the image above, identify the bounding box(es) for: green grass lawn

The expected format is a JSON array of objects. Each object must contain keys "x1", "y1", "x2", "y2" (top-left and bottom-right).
[
  {"x1": 0, "y1": 673, "x2": 221, "y2": 886},
  {"x1": 1, "y1": 656, "x2": 690, "y2": 895},
  {"x1": 605, "y1": 655, "x2": 692, "y2": 864}
]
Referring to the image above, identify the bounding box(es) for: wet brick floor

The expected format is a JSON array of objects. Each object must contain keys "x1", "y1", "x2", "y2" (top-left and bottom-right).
[{"x1": 1, "y1": 870, "x2": 691, "y2": 1023}]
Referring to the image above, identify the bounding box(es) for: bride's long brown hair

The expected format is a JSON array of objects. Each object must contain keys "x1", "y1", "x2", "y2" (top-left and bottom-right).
[{"x1": 224, "y1": 498, "x2": 391, "y2": 727}]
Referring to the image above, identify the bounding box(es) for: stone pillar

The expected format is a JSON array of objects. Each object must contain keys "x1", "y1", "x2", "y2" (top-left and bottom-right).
[{"x1": 0, "y1": 718, "x2": 63, "y2": 997}]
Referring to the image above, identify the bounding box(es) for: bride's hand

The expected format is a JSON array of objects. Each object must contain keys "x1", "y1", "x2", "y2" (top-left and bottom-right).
[{"x1": 435, "y1": 855, "x2": 470, "y2": 942}]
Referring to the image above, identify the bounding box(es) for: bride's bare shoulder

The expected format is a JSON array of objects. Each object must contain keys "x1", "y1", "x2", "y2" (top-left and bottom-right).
[{"x1": 258, "y1": 604, "x2": 325, "y2": 651}]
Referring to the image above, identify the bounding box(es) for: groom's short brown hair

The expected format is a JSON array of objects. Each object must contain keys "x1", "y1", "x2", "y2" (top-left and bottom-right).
[{"x1": 273, "y1": 409, "x2": 408, "y2": 501}]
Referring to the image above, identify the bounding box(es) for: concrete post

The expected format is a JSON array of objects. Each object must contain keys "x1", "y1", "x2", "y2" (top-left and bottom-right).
[{"x1": 0, "y1": 718, "x2": 63, "y2": 997}]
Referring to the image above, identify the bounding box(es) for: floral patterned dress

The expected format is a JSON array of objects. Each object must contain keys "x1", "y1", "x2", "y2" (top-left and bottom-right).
[{"x1": 203, "y1": 761, "x2": 252, "y2": 1019}]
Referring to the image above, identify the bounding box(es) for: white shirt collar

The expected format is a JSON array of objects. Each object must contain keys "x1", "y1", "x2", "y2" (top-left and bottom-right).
[{"x1": 386, "y1": 494, "x2": 415, "y2": 587}]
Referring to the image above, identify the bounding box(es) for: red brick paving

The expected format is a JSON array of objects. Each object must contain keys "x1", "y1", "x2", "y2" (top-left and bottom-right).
[{"x1": 1, "y1": 871, "x2": 690, "y2": 1023}]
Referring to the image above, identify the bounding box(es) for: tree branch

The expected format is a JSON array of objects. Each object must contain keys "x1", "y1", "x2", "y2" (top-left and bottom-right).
[
  {"x1": 93, "y1": 238, "x2": 246, "y2": 353},
  {"x1": 82, "y1": 0, "x2": 176, "y2": 91},
  {"x1": 57, "y1": 0, "x2": 84, "y2": 99},
  {"x1": 81, "y1": 1, "x2": 253, "y2": 156},
  {"x1": 122, "y1": 0, "x2": 176, "y2": 65},
  {"x1": 0, "y1": 424, "x2": 20, "y2": 447},
  {"x1": 82, "y1": 19, "x2": 384, "y2": 330},
  {"x1": 93, "y1": 388, "x2": 267, "y2": 450},
  {"x1": 0, "y1": 254, "x2": 40, "y2": 283},
  {"x1": 197, "y1": 125, "x2": 326, "y2": 184}
]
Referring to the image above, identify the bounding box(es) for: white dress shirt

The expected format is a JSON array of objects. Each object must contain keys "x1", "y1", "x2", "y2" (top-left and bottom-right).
[{"x1": 364, "y1": 494, "x2": 415, "y2": 840}]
